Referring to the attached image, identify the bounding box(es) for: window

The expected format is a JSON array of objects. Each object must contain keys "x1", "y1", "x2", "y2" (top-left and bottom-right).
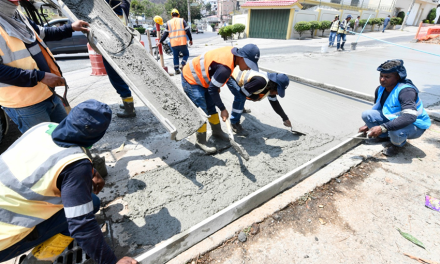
[{"x1": 351, "y1": 0, "x2": 359, "y2": 6}]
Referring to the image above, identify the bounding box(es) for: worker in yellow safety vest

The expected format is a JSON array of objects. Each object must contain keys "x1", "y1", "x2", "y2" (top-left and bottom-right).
[
  {"x1": 181, "y1": 44, "x2": 260, "y2": 154},
  {"x1": 0, "y1": 0, "x2": 90, "y2": 133},
  {"x1": 0, "y1": 100, "x2": 138, "y2": 264},
  {"x1": 160, "y1": 8, "x2": 193, "y2": 75}
]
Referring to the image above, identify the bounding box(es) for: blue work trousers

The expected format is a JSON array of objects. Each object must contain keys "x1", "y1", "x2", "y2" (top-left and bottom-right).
[
  {"x1": 181, "y1": 75, "x2": 216, "y2": 116},
  {"x1": 329, "y1": 31, "x2": 337, "y2": 46},
  {"x1": 102, "y1": 58, "x2": 131, "y2": 98},
  {"x1": 361, "y1": 108, "x2": 425, "y2": 147},
  {"x1": 226, "y1": 78, "x2": 247, "y2": 124},
  {"x1": 0, "y1": 194, "x2": 100, "y2": 262},
  {"x1": 382, "y1": 23, "x2": 389, "y2": 32},
  {"x1": 337, "y1": 33, "x2": 346, "y2": 44},
  {"x1": 171, "y1": 45, "x2": 189, "y2": 71},
  {"x1": 3, "y1": 94, "x2": 67, "y2": 133}
]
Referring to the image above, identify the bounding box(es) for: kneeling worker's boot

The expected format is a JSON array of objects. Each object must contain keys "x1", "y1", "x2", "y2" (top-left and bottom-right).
[
  {"x1": 195, "y1": 124, "x2": 217, "y2": 154},
  {"x1": 209, "y1": 113, "x2": 230, "y2": 142},
  {"x1": 117, "y1": 97, "x2": 136, "y2": 118}
]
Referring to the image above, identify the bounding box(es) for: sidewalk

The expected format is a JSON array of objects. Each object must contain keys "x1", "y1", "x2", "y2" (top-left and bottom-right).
[{"x1": 170, "y1": 122, "x2": 440, "y2": 264}]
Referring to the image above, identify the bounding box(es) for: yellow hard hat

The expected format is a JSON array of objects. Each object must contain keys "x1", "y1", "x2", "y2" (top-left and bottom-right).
[
  {"x1": 154, "y1": 16, "x2": 163, "y2": 25},
  {"x1": 171, "y1": 8, "x2": 179, "y2": 17}
]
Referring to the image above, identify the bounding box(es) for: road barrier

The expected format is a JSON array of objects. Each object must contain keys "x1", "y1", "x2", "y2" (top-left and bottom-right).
[{"x1": 87, "y1": 43, "x2": 107, "y2": 76}]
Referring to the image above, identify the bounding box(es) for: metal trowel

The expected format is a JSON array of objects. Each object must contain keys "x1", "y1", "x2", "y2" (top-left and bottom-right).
[
  {"x1": 290, "y1": 126, "x2": 306, "y2": 136},
  {"x1": 225, "y1": 119, "x2": 250, "y2": 161}
]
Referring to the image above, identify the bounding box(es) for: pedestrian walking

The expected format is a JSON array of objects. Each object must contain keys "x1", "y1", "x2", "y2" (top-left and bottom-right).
[
  {"x1": 160, "y1": 9, "x2": 193, "y2": 75},
  {"x1": 337, "y1": 15, "x2": 352, "y2": 51},
  {"x1": 358, "y1": 60, "x2": 431, "y2": 156},
  {"x1": 328, "y1": 15, "x2": 339, "y2": 47},
  {"x1": 382, "y1": 15, "x2": 390, "y2": 33},
  {"x1": 0, "y1": 0, "x2": 90, "y2": 133},
  {"x1": 354, "y1": 16, "x2": 360, "y2": 32}
]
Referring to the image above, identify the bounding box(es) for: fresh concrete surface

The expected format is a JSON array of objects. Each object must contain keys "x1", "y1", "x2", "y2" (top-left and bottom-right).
[{"x1": 170, "y1": 122, "x2": 440, "y2": 264}]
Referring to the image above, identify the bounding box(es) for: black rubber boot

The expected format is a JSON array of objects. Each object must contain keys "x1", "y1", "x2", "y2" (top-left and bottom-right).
[
  {"x1": 117, "y1": 97, "x2": 136, "y2": 118},
  {"x1": 341, "y1": 42, "x2": 345, "y2": 50},
  {"x1": 337, "y1": 43, "x2": 341, "y2": 50},
  {"x1": 210, "y1": 122, "x2": 230, "y2": 142},
  {"x1": 243, "y1": 107, "x2": 251, "y2": 114},
  {"x1": 231, "y1": 123, "x2": 249, "y2": 136},
  {"x1": 195, "y1": 132, "x2": 217, "y2": 154}
]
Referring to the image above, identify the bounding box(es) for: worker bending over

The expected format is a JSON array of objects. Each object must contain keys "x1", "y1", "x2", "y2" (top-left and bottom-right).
[
  {"x1": 0, "y1": 0, "x2": 89, "y2": 133},
  {"x1": 0, "y1": 100, "x2": 137, "y2": 264},
  {"x1": 160, "y1": 8, "x2": 192, "y2": 75},
  {"x1": 359, "y1": 59, "x2": 431, "y2": 156},
  {"x1": 181, "y1": 44, "x2": 260, "y2": 154},
  {"x1": 226, "y1": 68, "x2": 292, "y2": 135}
]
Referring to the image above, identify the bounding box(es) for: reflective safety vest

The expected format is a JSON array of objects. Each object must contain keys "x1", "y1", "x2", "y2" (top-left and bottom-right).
[
  {"x1": 0, "y1": 16, "x2": 62, "y2": 108},
  {"x1": 0, "y1": 123, "x2": 90, "y2": 251},
  {"x1": 377, "y1": 83, "x2": 431, "y2": 130},
  {"x1": 337, "y1": 20, "x2": 349, "y2": 34},
  {"x1": 183, "y1": 46, "x2": 235, "y2": 88},
  {"x1": 167, "y1": 18, "x2": 187, "y2": 47},
  {"x1": 232, "y1": 67, "x2": 270, "y2": 101},
  {"x1": 330, "y1": 20, "x2": 339, "y2": 31}
]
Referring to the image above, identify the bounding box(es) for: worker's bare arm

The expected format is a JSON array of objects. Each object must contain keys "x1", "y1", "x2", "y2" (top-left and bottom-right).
[
  {"x1": 71, "y1": 20, "x2": 90, "y2": 33},
  {"x1": 116, "y1": 256, "x2": 138, "y2": 264},
  {"x1": 40, "y1": 72, "x2": 65, "y2": 87},
  {"x1": 358, "y1": 125, "x2": 368, "y2": 133}
]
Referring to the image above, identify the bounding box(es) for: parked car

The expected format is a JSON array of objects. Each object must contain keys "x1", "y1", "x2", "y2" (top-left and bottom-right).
[
  {"x1": 146, "y1": 27, "x2": 157, "y2": 37},
  {"x1": 196, "y1": 28, "x2": 204, "y2": 34},
  {"x1": 44, "y1": 18, "x2": 88, "y2": 54}
]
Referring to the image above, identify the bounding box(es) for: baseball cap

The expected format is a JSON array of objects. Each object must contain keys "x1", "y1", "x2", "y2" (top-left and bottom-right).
[
  {"x1": 52, "y1": 99, "x2": 112, "y2": 148},
  {"x1": 267, "y1": 73, "x2": 290, "y2": 98},
  {"x1": 231, "y1": 44, "x2": 260, "y2": 71},
  {"x1": 346, "y1": 14, "x2": 352, "y2": 19}
]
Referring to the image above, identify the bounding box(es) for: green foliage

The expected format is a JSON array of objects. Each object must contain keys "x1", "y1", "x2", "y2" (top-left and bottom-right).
[
  {"x1": 164, "y1": 0, "x2": 202, "y2": 23},
  {"x1": 233, "y1": 23, "x2": 246, "y2": 34},
  {"x1": 294, "y1": 21, "x2": 311, "y2": 39},
  {"x1": 191, "y1": 23, "x2": 197, "y2": 32},
  {"x1": 424, "y1": 19, "x2": 430, "y2": 23},
  {"x1": 359, "y1": 19, "x2": 367, "y2": 28},
  {"x1": 219, "y1": 25, "x2": 233, "y2": 40},
  {"x1": 210, "y1": 23, "x2": 216, "y2": 30},
  {"x1": 309, "y1": 21, "x2": 319, "y2": 38},
  {"x1": 349, "y1": 20, "x2": 355, "y2": 28},
  {"x1": 427, "y1": 8, "x2": 436, "y2": 22},
  {"x1": 130, "y1": 0, "x2": 166, "y2": 21},
  {"x1": 135, "y1": 26, "x2": 146, "y2": 34},
  {"x1": 397, "y1": 11, "x2": 405, "y2": 21},
  {"x1": 397, "y1": 17, "x2": 403, "y2": 25},
  {"x1": 430, "y1": 20, "x2": 435, "y2": 24},
  {"x1": 319, "y1": 20, "x2": 331, "y2": 37},
  {"x1": 390, "y1": 17, "x2": 401, "y2": 26},
  {"x1": 205, "y1": 2, "x2": 211, "y2": 12}
]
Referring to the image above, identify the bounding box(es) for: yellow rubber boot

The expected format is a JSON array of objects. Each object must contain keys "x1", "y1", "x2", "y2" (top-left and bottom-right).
[{"x1": 195, "y1": 123, "x2": 217, "y2": 154}]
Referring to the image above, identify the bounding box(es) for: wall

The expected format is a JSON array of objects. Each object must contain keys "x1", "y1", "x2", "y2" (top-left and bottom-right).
[
  {"x1": 377, "y1": 10, "x2": 392, "y2": 18},
  {"x1": 291, "y1": 9, "x2": 319, "y2": 39},
  {"x1": 232, "y1": 14, "x2": 248, "y2": 25}
]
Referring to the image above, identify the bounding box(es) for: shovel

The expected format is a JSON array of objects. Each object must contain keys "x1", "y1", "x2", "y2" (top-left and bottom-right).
[{"x1": 225, "y1": 119, "x2": 250, "y2": 161}]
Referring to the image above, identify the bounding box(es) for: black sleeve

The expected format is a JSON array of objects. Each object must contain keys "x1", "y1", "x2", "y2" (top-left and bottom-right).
[
  {"x1": 58, "y1": 159, "x2": 118, "y2": 264},
  {"x1": 0, "y1": 64, "x2": 44, "y2": 87},
  {"x1": 382, "y1": 88, "x2": 418, "y2": 131},
  {"x1": 183, "y1": 20, "x2": 192, "y2": 41},
  {"x1": 243, "y1": 76, "x2": 268, "y2": 94},
  {"x1": 28, "y1": 19, "x2": 73, "y2": 41},
  {"x1": 160, "y1": 24, "x2": 169, "y2": 43},
  {"x1": 268, "y1": 95, "x2": 288, "y2": 121},
  {"x1": 374, "y1": 86, "x2": 379, "y2": 103},
  {"x1": 207, "y1": 65, "x2": 232, "y2": 111}
]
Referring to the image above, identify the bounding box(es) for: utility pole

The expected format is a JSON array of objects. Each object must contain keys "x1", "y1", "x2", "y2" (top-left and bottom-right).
[
  {"x1": 187, "y1": 0, "x2": 192, "y2": 27},
  {"x1": 400, "y1": 0, "x2": 415, "y2": 31}
]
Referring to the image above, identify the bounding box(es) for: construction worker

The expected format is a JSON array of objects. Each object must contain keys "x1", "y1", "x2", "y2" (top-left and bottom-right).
[
  {"x1": 0, "y1": 100, "x2": 137, "y2": 264},
  {"x1": 358, "y1": 60, "x2": 431, "y2": 156},
  {"x1": 226, "y1": 69, "x2": 291, "y2": 135},
  {"x1": 181, "y1": 44, "x2": 260, "y2": 154},
  {"x1": 104, "y1": 0, "x2": 136, "y2": 118},
  {"x1": 0, "y1": 0, "x2": 89, "y2": 133},
  {"x1": 337, "y1": 14, "x2": 351, "y2": 51},
  {"x1": 160, "y1": 8, "x2": 192, "y2": 75},
  {"x1": 328, "y1": 15, "x2": 339, "y2": 47}
]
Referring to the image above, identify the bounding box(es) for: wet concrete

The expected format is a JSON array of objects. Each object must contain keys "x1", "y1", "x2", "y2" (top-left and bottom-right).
[{"x1": 60, "y1": 0, "x2": 205, "y2": 140}]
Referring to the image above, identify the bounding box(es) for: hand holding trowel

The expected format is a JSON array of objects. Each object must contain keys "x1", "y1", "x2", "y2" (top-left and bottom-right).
[{"x1": 283, "y1": 120, "x2": 306, "y2": 136}]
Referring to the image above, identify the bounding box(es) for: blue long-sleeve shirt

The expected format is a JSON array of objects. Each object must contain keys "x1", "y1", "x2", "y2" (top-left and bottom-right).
[
  {"x1": 0, "y1": 19, "x2": 72, "y2": 87},
  {"x1": 57, "y1": 159, "x2": 118, "y2": 264}
]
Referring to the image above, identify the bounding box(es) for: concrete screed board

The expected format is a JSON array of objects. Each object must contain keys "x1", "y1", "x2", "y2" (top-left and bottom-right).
[{"x1": 57, "y1": 0, "x2": 205, "y2": 141}]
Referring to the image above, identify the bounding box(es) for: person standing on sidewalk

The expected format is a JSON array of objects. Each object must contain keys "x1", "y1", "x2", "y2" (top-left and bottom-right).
[
  {"x1": 160, "y1": 9, "x2": 193, "y2": 75},
  {"x1": 358, "y1": 60, "x2": 431, "y2": 156},
  {"x1": 104, "y1": 0, "x2": 136, "y2": 118},
  {"x1": 435, "y1": 4, "x2": 440, "y2": 24},
  {"x1": 382, "y1": 15, "x2": 390, "y2": 33},
  {"x1": 328, "y1": 15, "x2": 339, "y2": 47},
  {"x1": 354, "y1": 16, "x2": 360, "y2": 32},
  {"x1": 226, "y1": 68, "x2": 291, "y2": 135},
  {"x1": 181, "y1": 44, "x2": 260, "y2": 154},
  {"x1": 337, "y1": 15, "x2": 352, "y2": 51},
  {"x1": 0, "y1": 0, "x2": 90, "y2": 133}
]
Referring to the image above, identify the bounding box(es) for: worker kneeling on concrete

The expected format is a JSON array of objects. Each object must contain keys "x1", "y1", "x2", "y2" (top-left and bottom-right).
[
  {"x1": 358, "y1": 59, "x2": 431, "y2": 156},
  {"x1": 0, "y1": 100, "x2": 137, "y2": 264},
  {"x1": 182, "y1": 44, "x2": 260, "y2": 154},
  {"x1": 226, "y1": 68, "x2": 291, "y2": 135}
]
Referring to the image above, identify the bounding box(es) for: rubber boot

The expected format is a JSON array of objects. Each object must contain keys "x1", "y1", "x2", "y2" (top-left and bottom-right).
[
  {"x1": 195, "y1": 124, "x2": 217, "y2": 154},
  {"x1": 337, "y1": 43, "x2": 341, "y2": 51},
  {"x1": 117, "y1": 97, "x2": 136, "y2": 118},
  {"x1": 341, "y1": 42, "x2": 345, "y2": 51},
  {"x1": 209, "y1": 113, "x2": 230, "y2": 142}
]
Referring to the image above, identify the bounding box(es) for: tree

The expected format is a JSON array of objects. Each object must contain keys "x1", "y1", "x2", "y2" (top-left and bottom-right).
[
  {"x1": 131, "y1": 0, "x2": 145, "y2": 25},
  {"x1": 319, "y1": 21, "x2": 331, "y2": 37},
  {"x1": 294, "y1": 21, "x2": 311, "y2": 39},
  {"x1": 164, "y1": 0, "x2": 201, "y2": 23},
  {"x1": 427, "y1": 8, "x2": 436, "y2": 22},
  {"x1": 206, "y1": 3, "x2": 211, "y2": 12},
  {"x1": 309, "y1": 21, "x2": 319, "y2": 38}
]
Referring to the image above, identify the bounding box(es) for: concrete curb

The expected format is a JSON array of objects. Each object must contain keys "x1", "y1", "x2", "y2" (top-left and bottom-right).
[{"x1": 260, "y1": 66, "x2": 440, "y2": 122}]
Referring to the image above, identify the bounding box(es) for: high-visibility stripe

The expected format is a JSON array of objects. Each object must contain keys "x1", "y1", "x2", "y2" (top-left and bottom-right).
[
  {"x1": 37, "y1": 25, "x2": 46, "y2": 39},
  {"x1": 243, "y1": 71, "x2": 252, "y2": 85},
  {"x1": 232, "y1": 108, "x2": 243, "y2": 113},
  {"x1": 184, "y1": 26, "x2": 190, "y2": 30},
  {"x1": 0, "y1": 146, "x2": 84, "y2": 204},
  {"x1": 268, "y1": 96, "x2": 277, "y2": 101},
  {"x1": 0, "y1": 208, "x2": 44, "y2": 228},
  {"x1": 241, "y1": 86, "x2": 251, "y2": 97},
  {"x1": 236, "y1": 71, "x2": 243, "y2": 84},
  {"x1": 211, "y1": 77, "x2": 222, "y2": 88},
  {"x1": 199, "y1": 53, "x2": 210, "y2": 84},
  {"x1": 0, "y1": 82, "x2": 10, "y2": 88},
  {"x1": 64, "y1": 201, "x2": 94, "y2": 218},
  {"x1": 170, "y1": 34, "x2": 187, "y2": 39},
  {"x1": 401, "y1": 109, "x2": 419, "y2": 116},
  {"x1": 28, "y1": 44, "x2": 42, "y2": 56},
  {"x1": 164, "y1": 29, "x2": 169, "y2": 32}
]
